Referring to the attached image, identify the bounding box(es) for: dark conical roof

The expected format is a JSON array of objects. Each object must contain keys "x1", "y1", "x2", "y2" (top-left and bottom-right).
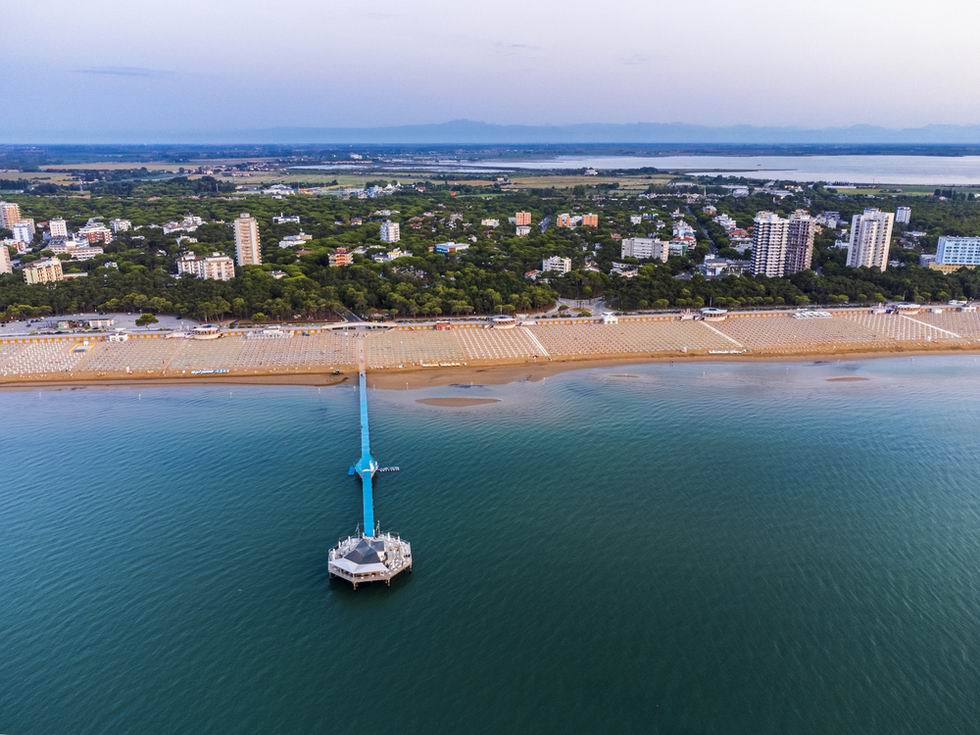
[{"x1": 344, "y1": 538, "x2": 385, "y2": 565}]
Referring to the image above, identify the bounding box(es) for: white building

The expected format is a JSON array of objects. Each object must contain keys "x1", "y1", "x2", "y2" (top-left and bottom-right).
[
  {"x1": 515, "y1": 225, "x2": 531, "y2": 237},
  {"x1": 48, "y1": 217, "x2": 69, "y2": 238},
  {"x1": 935, "y1": 236, "x2": 980, "y2": 267},
  {"x1": 481, "y1": 218, "x2": 500, "y2": 228},
  {"x1": 273, "y1": 213, "x2": 301, "y2": 225},
  {"x1": 278, "y1": 232, "x2": 313, "y2": 248},
  {"x1": 177, "y1": 252, "x2": 236, "y2": 281},
  {"x1": 379, "y1": 220, "x2": 401, "y2": 243},
  {"x1": 109, "y1": 218, "x2": 132, "y2": 234},
  {"x1": 542, "y1": 255, "x2": 572, "y2": 274},
  {"x1": 714, "y1": 214, "x2": 737, "y2": 231},
  {"x1": 895, "y1": 206, "x2": 912, "y2": 225},
  {"x1": 847, "y1": 209, "x2": 894, "y2": 271},
  {"x1": 233, "y1": 212, "x2": 262, "y2": 266},
  {"x1": 751, "y1": 211, "x2": 790, "y2": 277},
  {"x1": 621, "y1": 237, "x2": 669, "y2": 262},
  {"x1": 11, "y1": 220, "x2": 35, "y2": 245},
  {"x1": 0, "y1": 242, "x2": 11, "y2": 274},
  {"x1": 672, "y1": 220, "x2": 695, "y2": 238}
]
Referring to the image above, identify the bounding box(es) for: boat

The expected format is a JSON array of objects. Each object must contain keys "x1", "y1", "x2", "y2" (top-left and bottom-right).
[{"x1": 191, "y1": 325, "x2": 221, "y2": 340}]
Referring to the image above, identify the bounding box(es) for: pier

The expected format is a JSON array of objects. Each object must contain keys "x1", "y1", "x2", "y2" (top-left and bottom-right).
[{"x1": 328, "y1": 337, "x2": 412, "y2": 589}]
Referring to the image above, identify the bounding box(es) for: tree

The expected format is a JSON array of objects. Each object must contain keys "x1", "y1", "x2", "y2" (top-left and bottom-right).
[{"x1": 135, "y1": 313, "x2": 158, "y2": 327}]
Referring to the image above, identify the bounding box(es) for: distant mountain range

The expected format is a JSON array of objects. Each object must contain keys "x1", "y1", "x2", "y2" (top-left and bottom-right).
[
  {"x1": 174, "y1": 120, "x2": 980, "y2": 145},
  {"x1": 10, "y1": 119, "x2": 980, "y2": 145}
]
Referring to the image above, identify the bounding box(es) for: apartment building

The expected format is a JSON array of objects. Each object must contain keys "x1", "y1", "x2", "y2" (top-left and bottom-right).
[
  {"x1": 177, "y1": 252, "x2": 236, "y2": 281},
  {"x1": 233, "y1": 212, "x2": 262, "y2": 266},
  {"x1": 620, "y1": 237, "x2": 669, "y2": 262},
  {"x1": 846, "y1": 209, "x2": 894, "y2": 271},
  {"x1": 24, "y1": 257, "x2": 64, "y2": 284},
  {"x1": 542, "y1": 255, "x2": 572, "y2": 274},
  {"x1": 785, "y1": 210, "x2": 817, "y2": 275},
  {"x1": 379, "y1": 220, "x2": 401, "y2": 243},
  {"x1": 751, "y1": 211, "x2": 790, "y2": 277}
]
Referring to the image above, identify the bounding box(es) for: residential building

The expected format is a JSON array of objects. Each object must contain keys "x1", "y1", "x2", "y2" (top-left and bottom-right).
[
  {"x1": 0, "y1": 242, "x2": 11, "y2": 274},
  {"x1": 109, "y1": 218, "x2": 132, "y2": 233},
  {"x1": 515, "y1": 211, "x2": 532, "y2": 226},
  {"x1": 629, "y1": 214, "x2": 642, "y2": 225},
  {"x1": 481, "y1": 218, "x2": 500, "y2": 228},
  {"x1": 714, "y1": 214, "x2": 737, "y2": 231},
  {"x1": 278, "y1": 232, "x2": 313, "y2": 248},
  {"x1": 668, "y1": 237, "x2": 694, "y2": 257},
  {"x1": 515, "y1": 225, "x2": 531, "y2": 237},
  {"x1": 846, "y1": 209, "x2": 894, "y2": 271},
  {"x1": 273, "y1": 213, "x2": 301, "y2": 225},
  {"x1": 555, "y1": 213, "x2": 572, "y2": 228},
  {"x1": 672, "y1": 220, "x2": 695, "y2": 238},
  {"x1": 48, "y1": 217, "x2": 68, "y2": 238},
  {"x1": 542, "y1": 255, "x2": 572, "y2": 274},
  {"x1": 785, "y1": 210, "x2": 817, "y2": 274},
  {"x1": 78, "y1": 223, "x2": 113, "y2": 244},
  {"x1": 379, "y1": 220, "x2": 401, "y2": 243},
  {"x1": 64, "y1": 245, "x2": 104, "y2": 261},
  {"x1": 621, "y1": 237, "x2": 669, "y2": 262},
  {"x1": 928, "y1": 236, "x2": 980, "y2": 272},
  {"x1": 163, "y1": 215, "x2": 204, "y2": 234},
  {"x1": 329, "y1": 247, "x2": 353, "y2": 267},
  {"x1": 373, "y1": 248, "x2": 406, "y2": 263},
  {"x1": 433, "y1": 242, "x2": 469, "y2": 254},
  {"x1": 11, "y1": 220, "x2": 35, "y2": 245},
  {"x1": 581, "y1": 213, "x2": 599, "y2": 227},
  {"x1": 233, "y1": 212, "x2": 262, "y2": 266},
  {"x1": 895, "y1": 206, "x2": 912, "y2": 225},
  {"x1": 751, "y1": 211, "x2": 790, "y2": 277},
  {"x1": 177, "y1": 252, "x2": 236, "y2": 281},
  {"x1": 0, "y1": 201, "x2": 21, "y2": 229},
  {"x1": 24, "y1": 257, "x2": 64, "y2": 284},
  {"x1": 699, "y1": 257, "x2": 752, "y2": 278}
]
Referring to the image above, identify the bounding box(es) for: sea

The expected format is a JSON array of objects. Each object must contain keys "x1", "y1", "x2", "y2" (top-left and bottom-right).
[{"x1": 3, "y1": 357, "x2": 980, "y2": 734}]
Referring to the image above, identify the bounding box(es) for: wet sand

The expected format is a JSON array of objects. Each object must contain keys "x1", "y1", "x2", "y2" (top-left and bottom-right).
[
  {"x1": 415, "y1": 397, "x2": 501, "y2": 407},
  {"x1": 826, "y1": 376, "x2": 870, "y2": 382}
]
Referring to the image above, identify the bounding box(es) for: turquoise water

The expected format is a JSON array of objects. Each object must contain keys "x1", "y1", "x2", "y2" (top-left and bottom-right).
[{"x1": 3, "y1": 357, "x2": 980, "y2": 734}]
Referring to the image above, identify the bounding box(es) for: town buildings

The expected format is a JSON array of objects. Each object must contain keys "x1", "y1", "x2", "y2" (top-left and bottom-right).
[
  {"x1": 751, "y1": 211, "x2": 790, "y2": 277},
  {"x1": 542, "y1": 255, "x2": 572, "y2": 274},
  {"x1": 0, "y1": 201, "x2": 21, "y2": 229},
  {"x1": 515, "y1": 211, "x2": 532, "y2": 226},
  {"x1": 846, "y1": 209, "x2": 894, "y2": 271},
  {"x1": 48, "y1": 217, "x2": 68, "y2": 238},
  {"x1": 177, "y1": 252, "x2": 236, "y2": 281},
  {"x1": 621, "y1": 237, "x2": 669, "y2": 262},
  {"x1": 233, "y1": 212, "x2": 262, "y2": 266},
  {"x1": 380, "y1": 220, "x2": 401, "y2": 243},
  {"x1": 895, "y1": 206, "x2": 912, "y2": 225},
  {"x1": 24, "y1": 257, "x2": 64, "y2": 284}
]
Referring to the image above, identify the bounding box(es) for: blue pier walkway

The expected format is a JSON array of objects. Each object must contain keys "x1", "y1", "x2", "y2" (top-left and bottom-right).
[{"x1": 352, "y1": 367, "x2": 378, "y2": 535}]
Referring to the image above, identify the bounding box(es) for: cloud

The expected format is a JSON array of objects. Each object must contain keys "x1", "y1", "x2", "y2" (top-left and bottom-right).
[{"x1": 74, "y1": 66, "x2": 173, "y2": 78}]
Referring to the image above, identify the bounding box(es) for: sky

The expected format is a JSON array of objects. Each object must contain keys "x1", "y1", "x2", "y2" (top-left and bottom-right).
[{"x1": 3, "y1": 0, "x2": 980, "y2": 142}]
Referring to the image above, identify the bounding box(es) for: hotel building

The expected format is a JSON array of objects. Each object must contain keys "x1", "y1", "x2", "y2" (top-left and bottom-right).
[
  {"x1": 542, "y1": 255, "x2": 572, "y2": 274},
  {"x1": 785, "y1": 210, "x2": 817, "y2": 274},
  {"x1": 379, "y1": 220, "x2": 401, "y2": 243},
  {"x1": 48, "y1": 217, "x2": 69, "y2": 238},
  {"x1": 515, "y1": 211, "x2": 532, "y2": 226},
  {"x1": 895, "y1": 206, "x2": 911, "y2": 225},
  {"x1": 24, "y1": 257, "x2": 64, "y2": 284},
  {"x1": 177, "y1": 252, "x2": 236, "y2": 281},
  {"x1": 0, "y1": 201, "x2": 21, "y2": 229},
  {"x1": 621, "y1": 237, "x2": 669, "y2": 262},
  {"x1": 929, "y1": 236, "x2": 980, "y2": 273}
]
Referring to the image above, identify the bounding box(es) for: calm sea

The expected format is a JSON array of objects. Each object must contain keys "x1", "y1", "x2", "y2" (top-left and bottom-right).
[{"x1": 3, "y1": 357, "x2": 980, "y2": 734}]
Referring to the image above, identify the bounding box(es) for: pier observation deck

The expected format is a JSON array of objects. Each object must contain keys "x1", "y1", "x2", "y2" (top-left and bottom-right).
[{"x1": 328, "y1": 337, "x2": 412, "y2": 589}]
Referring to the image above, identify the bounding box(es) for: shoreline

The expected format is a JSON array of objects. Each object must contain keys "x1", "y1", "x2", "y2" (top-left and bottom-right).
[{"x1": 3, "y1": 343, "x2": 980, "y2": 392}]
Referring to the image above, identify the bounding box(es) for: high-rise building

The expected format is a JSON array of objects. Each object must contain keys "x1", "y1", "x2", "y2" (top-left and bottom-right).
[
  {"x1": 0, "y1": 201, "x2": 21, "y2": 229},
  {"x1": 233, "y1": 213, "x2": 261, "y2": 266},
  {"x1": 542, "y1": 255, "x2": 572, "y2": 274},
  {"x1": 785, "y1": 210, "x2": 817, "y2": 275},
  {"x1": 24, "y1": 257, "x2": 64, "y2": 284},
  {"x1": 515, "y1": 211, "x2": 532, "y2": 226},
  {"x1": 895, "y1": 206, "x2": 912, "y2": 225},
  {"x1": 621, "y1": 237, "x2": 669, "y2": 262},
  {"x1": 48, "y1": 218, "x2": 68, "y2": 238},
  {"x1": 846, "y1": 209, "x2": 894, "y2": 271},
  {"x1": 581, "y1": 213, "x2": 599, "y2": 227},
  {"x1": 751, "y1": 211, "x2": 790, "y2": 277},
  {"x1": 379, "y1": 220, "x2": 401, "y2": 243},
  {"x1": 0, "y1": 242, "x2": 12, "y2": 274}
]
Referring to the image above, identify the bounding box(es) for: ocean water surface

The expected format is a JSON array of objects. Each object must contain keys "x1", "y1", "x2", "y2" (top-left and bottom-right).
[{"x1": 2, "y1": 357, "x2": 980, "y2": 734}]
